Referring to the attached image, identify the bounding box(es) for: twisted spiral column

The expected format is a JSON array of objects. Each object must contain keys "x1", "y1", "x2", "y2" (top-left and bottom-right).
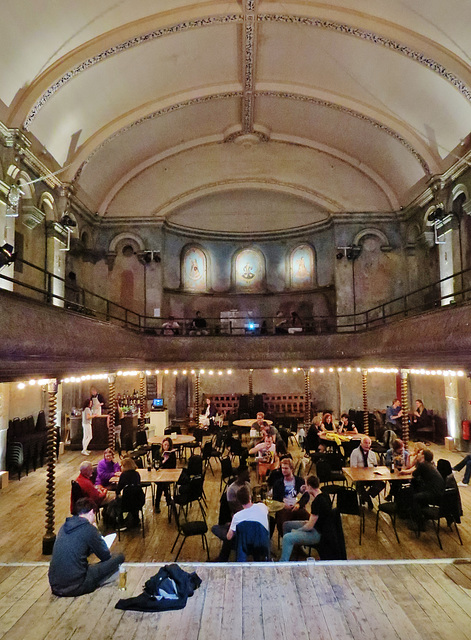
[
  {"x1": 304, "y1": 369, "x2": 311, "y2": 429},
  {"x1": 108, "y1": 374, "x2": 116, "y2": 451},
  {"x1": 195, "y1": 373, "x2": 200, "y2": 427},
  {"x1": 43, "y1": 380, "x2": 58, "y2": 555},
  {"x1": 401, "y1": 369, "x2": 410, "y2": 445},
  {"x1": 362, "y1": 370, "x2": 369, "y2": 436},
  {"x1": 248, "y1": 369, "x2": 254, "y2": 413},
  {"x1": 139, "y1": 372, "x2": 146, "y2": 431}
]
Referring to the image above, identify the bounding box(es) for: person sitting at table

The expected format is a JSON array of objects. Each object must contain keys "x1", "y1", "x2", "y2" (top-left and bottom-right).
[
  {"x1": 320, "y1": 412, "x2": 335, "y2": 432},
  {"x1": 155, "y1": 436, "x2": 177, "y2": 513},
  {"x1": 350, "y1": 436, "x2": 385, "y2": 510},
  {"x1": 385, "y1": 398, "x2": 403, "y2": 433},
  {"x1": 74, "y1": 461, "x2": 112, "y2": 512},
  {"x1": 249, "y1": 428, "x2": 278, "y2": 483},
  {"x1": 49, "y1": 498, "x2": 125, "y2": 597},
  {"x1": 272, "y1": 458, "x2": 310, "y2": 537},
  {"x1": 413, "y1": 399, "x2": 432, "y2": 432},
  {"x1": 409, "y1": 449, "x2": 445, "y2": 530},
  {"x1": 384, "y1": 439, "x2": 410, "y2": 501},
  {"x1": 96, "y1": 448, "x2": 121, "y2": 488},
  {"x1": 279, "y1": 475, "x2": 333, "y2": 562},
  {"x1": 213, "y1": 485, "x2": 269, "y2": 562},
  {"x1": 338, "y1": 413, "x2": 357, "y2": 434},
  {"x1": 114, "y1": 456, "x2": 143, "y2": 528},
  {"x1": 211, "y1": 468, "x2": 252, "y2": 560},
  {"x1": 252, "y1": 411, "x2": 268, "y2": 432}
]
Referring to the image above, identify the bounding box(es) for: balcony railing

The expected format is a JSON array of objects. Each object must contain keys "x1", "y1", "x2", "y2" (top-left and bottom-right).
[{"x1": 1, "y1": 256, "x2": 471, "y2": 336}]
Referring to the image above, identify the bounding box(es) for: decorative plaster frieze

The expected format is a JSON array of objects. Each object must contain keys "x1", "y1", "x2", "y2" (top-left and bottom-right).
[
  {"x1": 257, "y1": 90, "x2": 430, "y2": 174},
  {"x1": 73, "y1": 91, "x2": 242, "y2": 180},
  {"x1": 24, "y1": 15, "x2": 242, "y2": 129},
  {"x1": 258, "y1": 14, "x2": 471, "y2": 103},
  {"x1": 242, "y1": 0, "x2": 257, "y2": 133}
]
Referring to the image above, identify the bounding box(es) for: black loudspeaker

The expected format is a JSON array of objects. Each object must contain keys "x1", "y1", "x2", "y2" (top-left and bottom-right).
[{"x1": 239, "y1": 394, "x2": 264, "y2": 415}]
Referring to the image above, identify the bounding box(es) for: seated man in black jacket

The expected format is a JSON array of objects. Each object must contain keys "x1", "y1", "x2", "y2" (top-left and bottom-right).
[
  {"x1": 272, "y1": 458, "x2": 310, "y2": 537},
  {"x1": 410, "y1": 449, "x2": 445, "y2": 530},
  {"x1": 48, "y1": 498, "x2": 124, "y2": 597}
]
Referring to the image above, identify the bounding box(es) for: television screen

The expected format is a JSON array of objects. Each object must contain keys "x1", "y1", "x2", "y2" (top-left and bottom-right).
[{"x1": 152, "y1": 398, "x2": 164, "y2": 408}]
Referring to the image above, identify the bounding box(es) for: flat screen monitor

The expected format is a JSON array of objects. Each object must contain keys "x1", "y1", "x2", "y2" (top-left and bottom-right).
[{"x1": 152, "y1": 398, "x2": 164, "y2": 409}]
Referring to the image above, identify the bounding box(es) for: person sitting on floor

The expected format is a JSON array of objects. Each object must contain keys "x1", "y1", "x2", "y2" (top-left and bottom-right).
[
  {"x1": 49, "y1": 498, "x2": 125, "y2": 597},
  {"x1": 279, "y1": 475, "x2": 332, "y2": 561},
  {"x1": 74, "y1": 461, "x2": 111, "y2": 511},
  {"x1": 350, "y1": 436, "x2": 385, "y2": 510},
  {"x1": 96, "y1": 448, "x2": 121, "y2": 488}
]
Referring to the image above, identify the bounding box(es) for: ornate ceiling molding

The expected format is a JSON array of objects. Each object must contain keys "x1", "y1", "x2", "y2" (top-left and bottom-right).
[
  {"x1": 22, "y1": 10, "x2": 471, "y2": 135},
  {"x1": 23, "y1": 14, "x2": 242, "y2": 129},
  {"x1": 258, "y1": 90, "x2": 431, "y2": 174},
  {"x1": 258, "y1": 14, "x2": 471, "y2": 103}
]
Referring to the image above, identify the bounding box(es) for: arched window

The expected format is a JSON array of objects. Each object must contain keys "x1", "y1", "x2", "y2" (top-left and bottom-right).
[
  {"x1": 182, "y1": 246, "x2": 207, "y2": 291},
  {"x1": 233, "y1": 247, "x2": 265, "y2": 292},
  {"x1": 290, "y1": 244, "x2": 315, "y2": 289}
]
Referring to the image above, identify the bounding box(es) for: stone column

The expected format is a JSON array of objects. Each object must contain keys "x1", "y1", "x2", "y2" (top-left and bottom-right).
[
  {"x1": 108, "y1": 374, "x2": 116, "y2": 451},
  {"x1": 400, "y1": 369, "x2": 410, "y2": 444},
  {"x1": 43, "y1": 379, "x2": 58, "y2": 555},
  {"x1": 304, "y1": 369, "x2": 311, "y2": 429},
  {"x1": 362, "y1": 369, "x2": 369, "y2": 435}
]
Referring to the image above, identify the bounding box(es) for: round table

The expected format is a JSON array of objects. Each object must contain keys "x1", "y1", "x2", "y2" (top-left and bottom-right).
[
  {"x1": 148, "y1": 434, "x2": 195, "y2": 446},
  {"x1": 232, "y1": 419, "x2": 273, "y2": 428}
]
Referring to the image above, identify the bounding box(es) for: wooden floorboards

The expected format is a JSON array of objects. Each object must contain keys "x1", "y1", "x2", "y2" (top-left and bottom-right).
[
  {"x1": 1, "y1": 442, "x2": 471, "y2": 563},
  {"x1": 0, "y1": 561, "x2": 471, "y2": 640},
  {"x1": 1, "y1": 441, "x2": 471, "y2": 639}
]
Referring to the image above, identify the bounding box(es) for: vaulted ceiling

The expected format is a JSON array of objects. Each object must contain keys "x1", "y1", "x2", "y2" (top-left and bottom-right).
[{"x1": 2, "y1": 1, "x2": 471, "y2": 233}]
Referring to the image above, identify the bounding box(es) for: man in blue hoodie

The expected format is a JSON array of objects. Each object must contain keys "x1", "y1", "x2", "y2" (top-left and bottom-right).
[{"x1": 48, "y1": 498, "x2": 124, "y2": 597}]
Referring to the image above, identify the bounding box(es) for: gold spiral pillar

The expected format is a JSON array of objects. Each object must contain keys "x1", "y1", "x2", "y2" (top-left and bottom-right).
[
  {"x1": 362, "y1": 370, "x2": 369, "y2": 436},
  {"x1": 195, "y1": 373, "x2": 200, "y2": 427},
  {"x1": 43, "y1": 379, "x2": 58, "y2": 555},
  {"x1": 401, "y1": 369, "x2": 410, "y2": 445},
  {"x1": 139, "y1": 371, "x2": 146, "y2": 431},
  {"x1": 108, "y1": 374, "x2": 116, "y2": 451},
  {"x1": 304, "y1": 369, "x2": 311, "y2": 429}
]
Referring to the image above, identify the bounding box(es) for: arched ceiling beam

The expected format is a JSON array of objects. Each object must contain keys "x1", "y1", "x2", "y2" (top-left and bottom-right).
[{"x1": 10, "y1": 4, "x2": 471, "y2": 132}]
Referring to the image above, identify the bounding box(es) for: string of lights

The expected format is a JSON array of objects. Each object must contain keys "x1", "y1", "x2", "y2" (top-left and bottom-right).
[{"x1": 15, "y1": 366, "x2": 466, "y2": 389}]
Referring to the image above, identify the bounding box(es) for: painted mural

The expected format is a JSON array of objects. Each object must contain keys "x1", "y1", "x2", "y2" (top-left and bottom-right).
[
  {"x1": 182, "y1": 247, "x2": 207, "y2": 291},
  {"x1": 235, "y1": 248, "x2": 265, "y2": 292},
  {"x1": 290, "y1": 244, "x2": 314, "y2": 289}
]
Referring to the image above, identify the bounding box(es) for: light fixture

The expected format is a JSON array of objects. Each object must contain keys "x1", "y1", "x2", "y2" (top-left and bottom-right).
[{"x1": 0, "y1": 243, "x2": 17, "y2": 268}]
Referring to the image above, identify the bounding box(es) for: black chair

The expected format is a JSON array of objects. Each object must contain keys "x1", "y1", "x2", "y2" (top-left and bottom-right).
[
  {"x1": 337, "y1": 486, "x2": 365, "y2": 545},
  {"x1": 202, "y1": 440, "x2": 221, "y2": 475},
  {"x1": 220, "y1": 456, "x2": 234, "y2": 491},
  {"x1": 173, "y1": 475, "x2": 206, "y2": 519},
  {"x1": 182, "y1": 428, "x2": 204, "y2": 458},
  {"x1": 376, "y1": 501, "x2": 400, "y2": 543},
  {"x1": 117, "y1": 484, "x2": 146, "y2": 540},
  {"x1": 187, "y1": 454, "x2": 203, "y2": 478},
  {"x1": 420, "y1": 488, "x2": 463, "y2": 550},
  {"x1": 6, "y1": 442, "x2": 24, "y2": 481},
  {"x1": 70, "y1": 480, "x2": 84, "y2": 514},
  {"x1": 235, "y1": 521, "x2": 270, "y2": 562},
  {"x1": 171, "y1": 503, "x2": 209, "y2": 561}
]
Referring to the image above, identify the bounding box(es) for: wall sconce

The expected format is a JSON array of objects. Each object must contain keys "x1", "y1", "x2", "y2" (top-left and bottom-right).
[
  {"x1": 336, "y1": 245, "x2": 362, "y2": 261},
  {"x1": 0, "y1": 243, "x2": 17, "y2": 268}
]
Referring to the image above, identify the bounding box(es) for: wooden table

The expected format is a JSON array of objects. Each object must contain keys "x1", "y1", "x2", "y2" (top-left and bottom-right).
[
  {"x1": 148, "y1": 434, "x2": 195, "y2": 446},
  {"x1": 137, "y1": 468, "x2": 182, "y2": 522},
  {"x1": 343, "y1": 465, "x2": 414, "y2": 483},
  {"x1": 232, "y1": 419, "x2": 273, "y2": 428}
]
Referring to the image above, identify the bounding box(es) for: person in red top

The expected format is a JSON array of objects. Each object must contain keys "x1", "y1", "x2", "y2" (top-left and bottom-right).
[{"x1": 73, "y1": 461, "x2": 109, "y2": 512}]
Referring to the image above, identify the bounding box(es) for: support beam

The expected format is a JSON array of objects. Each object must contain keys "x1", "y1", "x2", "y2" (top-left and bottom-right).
[
  {"x1": 401, "y1": 369, "x2": 410, "y2": 444},
  {"x1": 42, "y1": 379, "x2": 58, "y2": 555},
  {"x1": 138, "y1": 371, "x2": 146, "y2": 431},
  {"x1": 362, "y1": 369, "x2": 369, "y2": 436},
  {"x1": 108, "y1": 374, "x2": 116, "y2": 451},
  {"x1": 304, "y1": 369, "x2": 311, "y2": 429},
  {"x1": 194, "y1": 373, "x2": 200, "y2": 427},
  {"x1": 248, "y1": 368, "x2": 254, "y2": 413}
]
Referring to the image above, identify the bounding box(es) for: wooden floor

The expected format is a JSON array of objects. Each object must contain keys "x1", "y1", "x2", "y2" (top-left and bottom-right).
[
  {"x1": 1, "y1": 560, "x2": 471, "y2": 639},
  {"x1": 1, "y1": 441, "x2": 471, "y2": 563}
]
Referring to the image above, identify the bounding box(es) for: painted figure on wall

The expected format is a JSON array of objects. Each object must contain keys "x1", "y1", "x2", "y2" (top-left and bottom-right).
[
  {"x1": 290, "y1": 244, "x2": 314, "y2": 289},
  {"x1": 182, "y1": 247, "x2": 207, "y2": 291},
  {"x1": 235, "y1": 248, "x2": 265, "y2": 292}
]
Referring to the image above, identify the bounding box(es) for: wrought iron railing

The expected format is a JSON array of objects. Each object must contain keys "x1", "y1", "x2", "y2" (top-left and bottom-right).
[{"x1": 1, "y1": 256, "x2": 470, "y2": 335}]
